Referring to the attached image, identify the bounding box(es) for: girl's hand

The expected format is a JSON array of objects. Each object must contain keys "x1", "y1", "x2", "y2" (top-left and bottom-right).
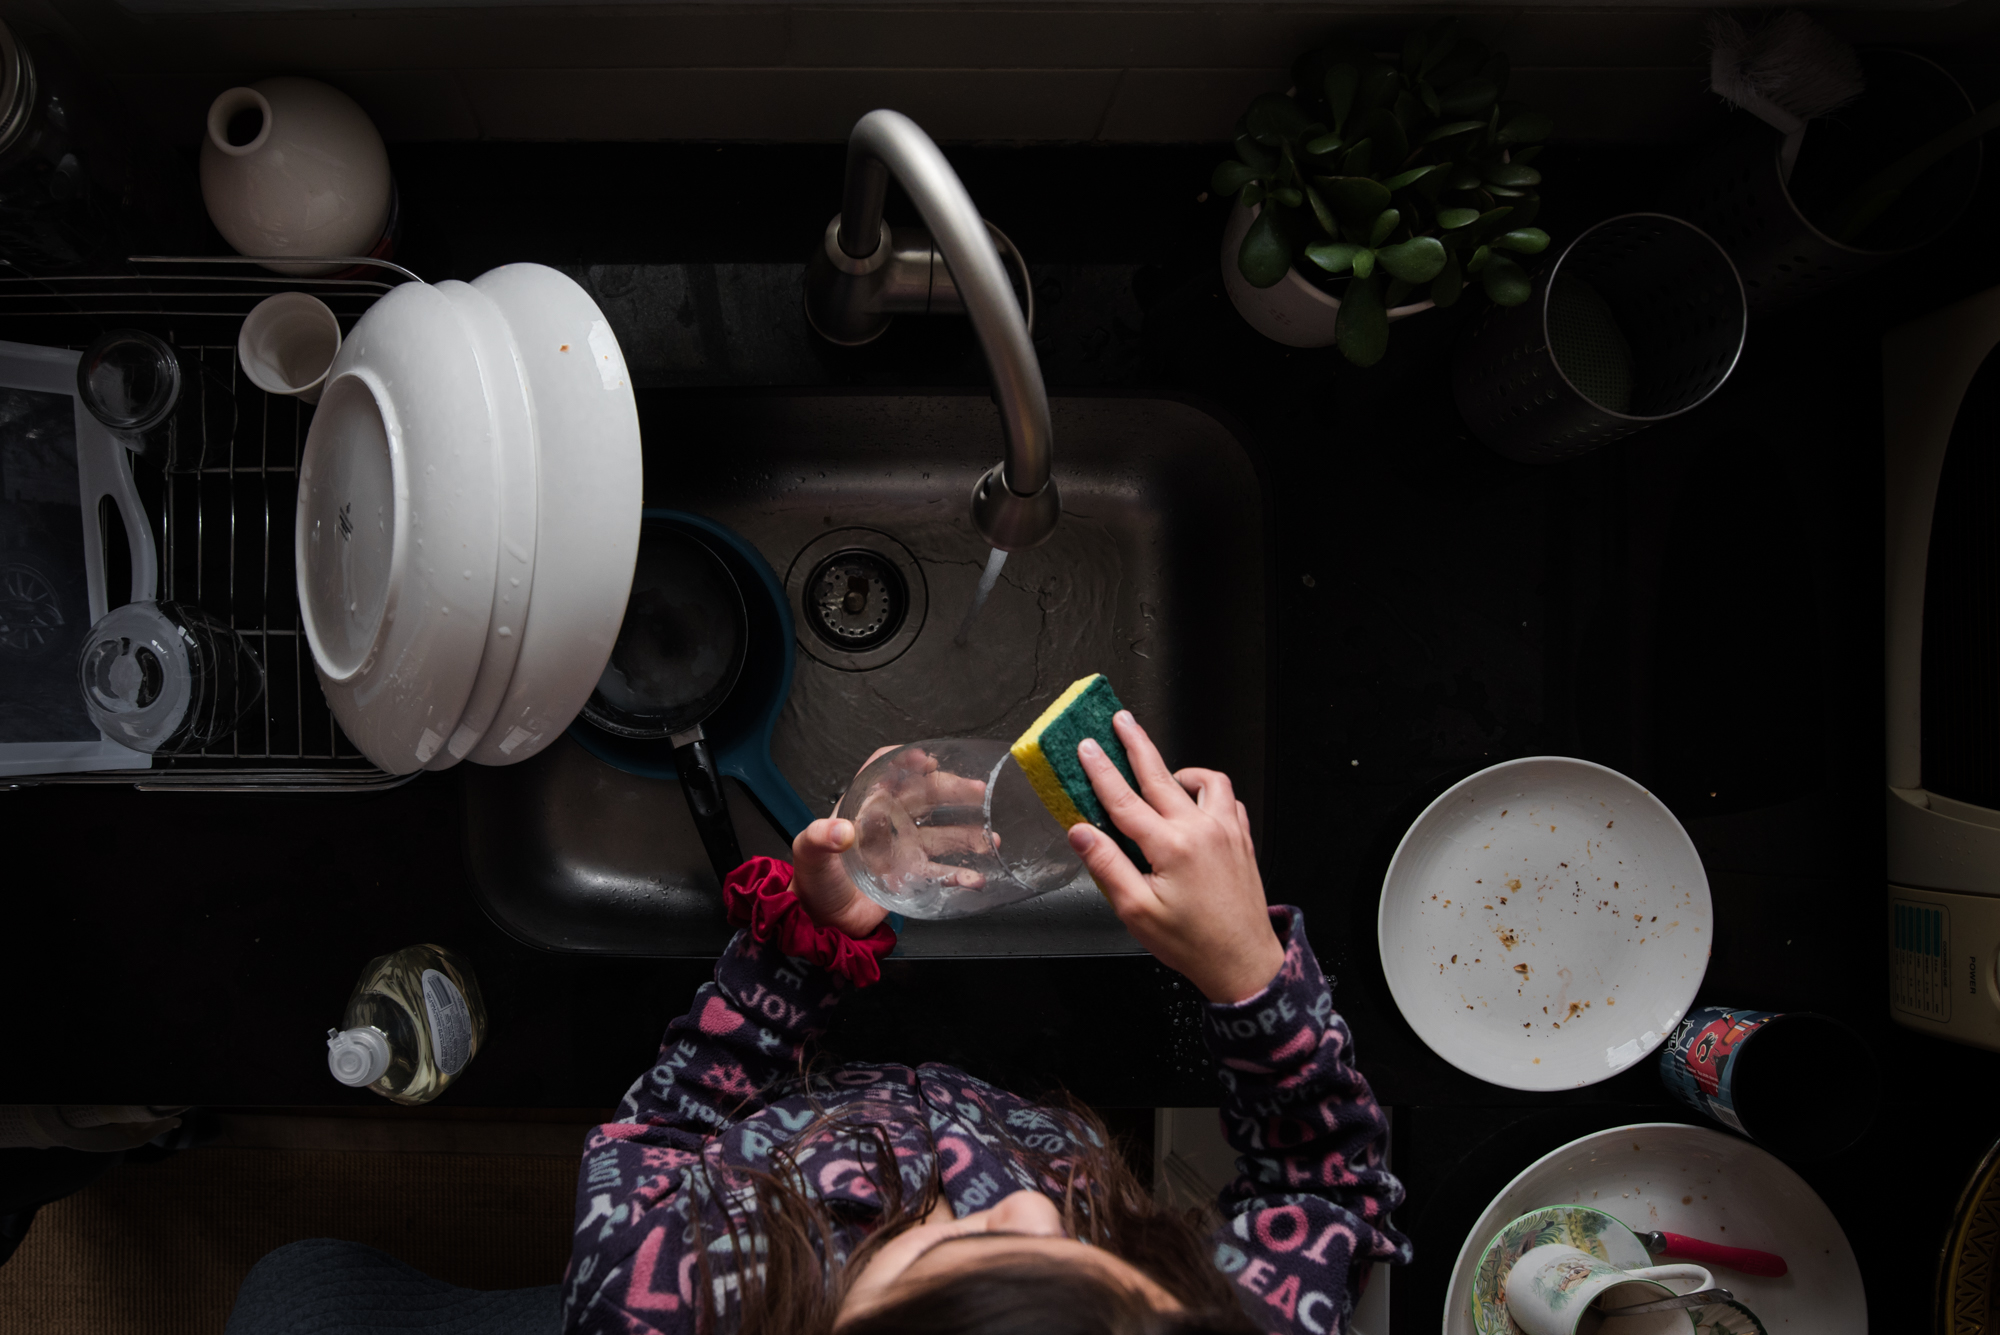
[
  {"x1": 790, "y1": 816, "x2": 889, "y2": 939},
  {"x1": 1067, "y1": 711, "x2": 1285, "y2": 1004},
  {"x1": 789, "y1": 743, "x2": 989, "y2": 939}
]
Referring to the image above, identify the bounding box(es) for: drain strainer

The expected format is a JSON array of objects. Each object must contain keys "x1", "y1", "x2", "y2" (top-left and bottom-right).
[
  {"x1": 785, "y1": 529, "x2": 927, "y2": 671},
  {"x1": 805, "y1": 549, "x2": 906, "y2": 652}
]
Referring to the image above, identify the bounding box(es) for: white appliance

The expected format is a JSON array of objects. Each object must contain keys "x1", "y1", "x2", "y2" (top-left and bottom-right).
[{"x1": 1885, "y1": 283, "x2": 2000, "y2": 1050}]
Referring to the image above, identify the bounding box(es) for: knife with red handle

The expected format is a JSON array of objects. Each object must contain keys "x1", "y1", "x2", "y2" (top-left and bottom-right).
[{"x1": 1640, "y1": 1230, "x2": 1788, "y2": 1277}]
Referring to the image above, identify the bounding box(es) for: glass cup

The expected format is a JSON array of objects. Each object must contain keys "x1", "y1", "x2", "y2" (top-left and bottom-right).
[
  {"x1": 77, "y1": 328, "x2": 181, "y2": 453},
  {"x1": 836, "y1": 737, "x2": 1087, "y2": 920}
]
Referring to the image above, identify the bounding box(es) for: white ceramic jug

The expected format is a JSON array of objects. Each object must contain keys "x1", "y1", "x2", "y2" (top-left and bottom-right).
[{"x1": 199, "y1": 76, "x2": 391, "y2": 276}]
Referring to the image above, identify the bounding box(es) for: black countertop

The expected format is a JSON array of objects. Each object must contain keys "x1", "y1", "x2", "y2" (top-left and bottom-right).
[{"x1": 9, "y1": 139, "x2": 2000, "y2": 1331}]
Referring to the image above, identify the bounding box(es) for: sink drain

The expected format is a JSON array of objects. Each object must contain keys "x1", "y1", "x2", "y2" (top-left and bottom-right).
[
  {"x1": 806, "y1": 549, "x2": 906, "y2": 652},
  {"x1": 786, "y1": 529, "x2": 928, "y2": 671}
]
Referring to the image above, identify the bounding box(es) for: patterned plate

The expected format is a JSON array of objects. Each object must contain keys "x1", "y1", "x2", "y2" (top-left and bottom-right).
[
  {"x1": 1469, "y1": 1205, "x2": 1650, "y2": 1335},
  {"x1": 1690, "y1": 1300, "x2": 1766, "y2": 1335}
]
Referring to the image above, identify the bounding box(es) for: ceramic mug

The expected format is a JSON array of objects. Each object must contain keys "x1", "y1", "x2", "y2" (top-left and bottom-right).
[
  {"x1": 239, "y1": 293, "x2": 342, "y2": 404},
  {"x1": 1503, "y1": 1243, "x2": 1712, "y2": 1335}
]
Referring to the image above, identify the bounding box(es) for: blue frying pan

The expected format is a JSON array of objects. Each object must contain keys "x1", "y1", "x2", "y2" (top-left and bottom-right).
[{"x1": 569, "y1": 510, "x2": 817, "y2": 845}]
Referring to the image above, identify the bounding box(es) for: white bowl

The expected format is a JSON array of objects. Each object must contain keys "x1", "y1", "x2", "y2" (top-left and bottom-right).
[
  {"x1": 420, "y1": 279, "x2": 539, "y2": 769},
  {"x1": 1444, "y1": 1123, "x2": 1862, "y2": 1335},
  {"x1": 297, "y1": 280, "x2": 501, "y2": 774},
  {"x1": 1378, "y1": 757, "x2": 1712, "y2": 1091},
  {"x1": 463, "y1": 264, "x2": 642, "y2": 767}
]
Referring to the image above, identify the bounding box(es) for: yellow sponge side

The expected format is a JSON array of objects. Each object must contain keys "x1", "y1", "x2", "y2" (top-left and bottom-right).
[{"x1": 1010, "y1": 674, "x2": 1100, "y2": 829}]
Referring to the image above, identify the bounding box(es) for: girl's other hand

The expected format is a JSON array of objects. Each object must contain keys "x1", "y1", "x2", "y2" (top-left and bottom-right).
[
  {"x1": 791, "y1": 816, "x2": 890, "y2": 939},
  {"x1": 1067, "y1": 712, "x2": 1285, "y2": 1004}
]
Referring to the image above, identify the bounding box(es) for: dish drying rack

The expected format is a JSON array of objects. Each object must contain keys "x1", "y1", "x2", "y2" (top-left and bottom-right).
[{"x1": 0, "y1": 258, "x2": 419, "y2": 791}]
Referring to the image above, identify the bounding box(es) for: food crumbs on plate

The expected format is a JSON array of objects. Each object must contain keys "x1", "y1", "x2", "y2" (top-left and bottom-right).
[
  {"x1": 1606, "y1": 997, "x2": 1616, "y2": 1005},
  {"x1": 1507, "y1": 878, "x2": 1522, "y2": 891},
  {"x1": 1549, "y1": 825, "x2": 1556, "y2": 832},
  {"x1": 1500, "y1": 896, "x2": 1509, "y2": 905},
  {"x1": 1682, "y1": 1196, "x2": 1693, "y2": 1205},
  {"x1": 1513, "y1": 962, "x2": 1531, "y2": 976},
  {"x1": 1606, "y1": 820, "x2": 1614, "y2": 828},
  {"x1": 560, "y1": 344, "x2": 570, "y2": 351},
  {"x1": 1485, "y1": 904, "x2": 1494, "y2": 910},
  {"x1": 1634, "y1": 913, "x2": 1643, "y2": 922},
  {"x1": 1452, "y1": 955, "x2": 1458, "y2": 963},
  {"x1": 1533, "y1": 1057, "x2": 1540, "y2": 1064},
  {"x1": 1613, "y1": 881, "x2": 1620, "y2": 889},
  {"x1": 1501, "y1": 810, "x2": 1508, "y2": 817}
]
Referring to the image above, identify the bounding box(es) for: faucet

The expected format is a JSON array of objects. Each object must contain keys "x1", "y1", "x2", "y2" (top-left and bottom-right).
[{"x1": 804, "y1": 109, "x2": 1059, "y2": 551}]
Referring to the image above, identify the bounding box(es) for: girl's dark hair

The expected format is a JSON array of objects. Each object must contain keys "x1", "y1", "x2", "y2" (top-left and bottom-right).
[
  {"x1": 842, "y1": 1258, "x2": 1258, "y2": 1335},
  {"x1": 688, "y1": 1093, "x2": 1258, "y2": 1335}
]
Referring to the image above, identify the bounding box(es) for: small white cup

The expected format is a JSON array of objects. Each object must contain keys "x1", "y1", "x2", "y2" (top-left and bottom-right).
[
  {"x1": 238, "y1": 292, "x2": 341, "y2": 404},
  {"x1": 1503, "y1": 1243, "x2": 1713, "y2": 1335}
]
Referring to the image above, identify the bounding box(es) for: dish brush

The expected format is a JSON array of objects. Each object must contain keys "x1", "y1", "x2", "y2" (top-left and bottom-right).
[{"x1": 1707, "y1": 10, "x2": 1864, "y2": 181}]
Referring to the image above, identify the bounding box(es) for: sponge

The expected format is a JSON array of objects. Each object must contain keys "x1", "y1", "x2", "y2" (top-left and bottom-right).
[{"x1": 1011, "y1": 674, "x2": 1151, "y2": 870}]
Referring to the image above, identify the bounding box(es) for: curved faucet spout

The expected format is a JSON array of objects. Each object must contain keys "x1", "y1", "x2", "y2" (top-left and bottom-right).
[{"x1": 806, "y1": 109, "x2": 1059, "y2": 550}]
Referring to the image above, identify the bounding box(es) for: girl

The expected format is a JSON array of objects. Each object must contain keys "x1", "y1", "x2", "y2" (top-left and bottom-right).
[{"x1": 564, "y1": 711, "x2": 1409, "y2": 1335}]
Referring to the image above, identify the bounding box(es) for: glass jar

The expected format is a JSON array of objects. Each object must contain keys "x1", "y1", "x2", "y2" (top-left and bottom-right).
[{"x1": 836, "y1": 737, "x2": 1087, "y2": 920}]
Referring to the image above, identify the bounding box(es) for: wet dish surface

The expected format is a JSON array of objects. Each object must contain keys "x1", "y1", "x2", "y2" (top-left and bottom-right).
[
  {"x1": 1379, "y1": 757, "x2": 1712, "y2": 1090},
  {"x1": 1443, "y1": 1123, "x2": 1858, "y2": 1335}
]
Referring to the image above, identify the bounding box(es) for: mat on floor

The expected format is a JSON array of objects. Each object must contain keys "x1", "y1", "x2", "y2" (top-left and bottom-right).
[{"x1": 0, "y1": 1146, "x2": 577, "y2": 1335}]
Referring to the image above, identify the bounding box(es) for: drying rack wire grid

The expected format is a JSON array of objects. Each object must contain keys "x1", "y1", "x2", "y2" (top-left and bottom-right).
[{"x1": 0, "y1": 265, "x2": 411, "y2": 790}]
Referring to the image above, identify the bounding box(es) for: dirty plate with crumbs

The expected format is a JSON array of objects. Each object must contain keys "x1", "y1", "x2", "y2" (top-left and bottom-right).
[{"x1": 1377, "y1": 756, "x2": 1711, "y2": 1091}]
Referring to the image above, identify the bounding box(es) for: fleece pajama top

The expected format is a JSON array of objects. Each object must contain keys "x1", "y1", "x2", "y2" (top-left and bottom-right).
[{"x1": 562, "y1": 903, "x2": 1411, "y2": 1335}]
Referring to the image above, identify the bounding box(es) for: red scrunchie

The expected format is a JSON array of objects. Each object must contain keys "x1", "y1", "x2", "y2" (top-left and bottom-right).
[{"x1": 723, "y1": 856, "x2": 897, "y2": 988}]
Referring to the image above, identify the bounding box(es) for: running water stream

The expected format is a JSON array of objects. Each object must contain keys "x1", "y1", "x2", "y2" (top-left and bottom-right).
[{"x1": 952, "y1": 547, "x2": 1009, "y2": 645}]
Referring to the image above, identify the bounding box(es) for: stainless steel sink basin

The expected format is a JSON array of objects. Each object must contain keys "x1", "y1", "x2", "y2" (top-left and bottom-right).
[{"x1": 463, "y1": 391, "x2": 1266, "y2": 957}]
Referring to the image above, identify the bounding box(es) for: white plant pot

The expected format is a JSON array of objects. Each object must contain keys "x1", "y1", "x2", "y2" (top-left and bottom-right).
[{"x1": 1220, "y1": 203, "x2": 1435, "y2": 348}]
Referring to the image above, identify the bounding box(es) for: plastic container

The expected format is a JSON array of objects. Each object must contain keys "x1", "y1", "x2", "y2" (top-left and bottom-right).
[
  {"x1": 836, "y1": 737, "x2": 1086, "y2": 920},
  {"x1": 77, "y1": 600, "x2": 264, "y2": 754},
  {"x1": 326, "y1": 944, "x2": 487, "y2": 1105}
]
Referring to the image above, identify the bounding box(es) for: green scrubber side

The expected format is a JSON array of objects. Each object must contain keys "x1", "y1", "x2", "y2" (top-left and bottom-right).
[{"x1": 1011, "y1": 674, "x2": 1152, "y2": 872}]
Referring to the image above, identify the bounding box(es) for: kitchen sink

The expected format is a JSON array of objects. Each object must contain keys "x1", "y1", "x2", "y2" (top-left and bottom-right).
[{"x1": 463, "y1": 391, "x2": 1267, "y2": 957}]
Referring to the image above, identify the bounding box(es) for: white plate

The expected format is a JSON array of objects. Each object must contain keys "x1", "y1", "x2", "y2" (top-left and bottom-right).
[
  {"x1": 1378, "y1": 757, "x2": 1711, "y2": 1090},
  {"x1": 1442, "y1": 1123, "x2": 1862, "y2": 1335},
  {"x1": 462, "y1": 263, "x2": 642, "y2": 767},
  {"x1": 299, "y1": 281, "x2": 501, "y2": 775},
  {"x1": 420, "y1": 278, "x2": 539, "y2": 768}
]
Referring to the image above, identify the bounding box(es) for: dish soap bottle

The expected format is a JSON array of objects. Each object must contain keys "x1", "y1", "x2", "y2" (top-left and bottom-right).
[{"x1": 326, "y1": 944, "x2": 487, "y2": 1105}]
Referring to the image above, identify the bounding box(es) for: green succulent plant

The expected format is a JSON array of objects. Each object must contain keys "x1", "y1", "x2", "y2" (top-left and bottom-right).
[{"x1": 1212, "y1": 21, "x2": 1554, "y2": 366}]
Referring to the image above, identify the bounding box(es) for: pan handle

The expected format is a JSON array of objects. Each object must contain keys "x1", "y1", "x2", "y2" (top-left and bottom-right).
[{"x1": 674, "y1": 726, "x2": 745, "y2": 884}]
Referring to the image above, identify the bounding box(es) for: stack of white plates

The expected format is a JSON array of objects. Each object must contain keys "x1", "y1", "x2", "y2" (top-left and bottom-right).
[{"x1": 295, "y1": 264, "x2": 643, "y2": 775}]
